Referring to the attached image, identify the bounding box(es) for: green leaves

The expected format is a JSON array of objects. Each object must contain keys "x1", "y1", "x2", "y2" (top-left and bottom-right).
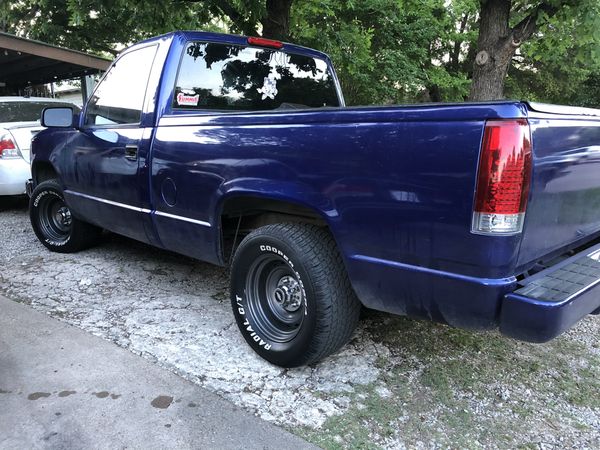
[
  {"x1": 2, "y1": 0, "x2": 220, "y2": 57},
  {"x1": 506, "y1": 0, "x2": 600, "y2": 106},
  {"x1": 291, "y1": 0, "x2": 476, "y2": 105},
  {"x1": 1, "y1": 0, "x2": 599, "y2": 106}
]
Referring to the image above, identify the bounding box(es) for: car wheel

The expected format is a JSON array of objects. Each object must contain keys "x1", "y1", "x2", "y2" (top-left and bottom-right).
[
  {"x1": 29, "y1": 179, "x2": 101, "y2": 253},
  {"x1": 230, "y1": 223, "x2": 361, "y2": 367}
]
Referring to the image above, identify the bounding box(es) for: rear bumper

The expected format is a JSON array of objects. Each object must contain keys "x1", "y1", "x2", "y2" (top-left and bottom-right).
[
  {"x1": 500, "y1": 244, "x2": 600, "y2": 342},
  {"x1": 346, "y1": 254, "x2": 517, "y2": 330},
  {"x1": 0, "y1": 158, "x2": 30, "y2": 196},
  {"x1": 346, "y1": 246, "x2": 599, "y2": 342}
]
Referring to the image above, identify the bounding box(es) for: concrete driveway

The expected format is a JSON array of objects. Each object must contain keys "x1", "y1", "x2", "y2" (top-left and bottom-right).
[{"x1": 0, "y1": 295, "x2": 315, "y2": 450}]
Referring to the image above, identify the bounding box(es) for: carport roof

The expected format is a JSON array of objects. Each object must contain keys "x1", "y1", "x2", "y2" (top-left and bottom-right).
[{"x1": 0, "y1": 32, "x2": 112, "y2": 88}]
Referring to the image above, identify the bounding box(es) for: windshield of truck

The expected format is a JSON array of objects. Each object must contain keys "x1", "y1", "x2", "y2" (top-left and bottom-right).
[
  {"x1": 173, "y1": 42, "x2": 340, "y2": 111},
  {"x1": 0, "y1": 101, "x2": 79, "y2": 123}
]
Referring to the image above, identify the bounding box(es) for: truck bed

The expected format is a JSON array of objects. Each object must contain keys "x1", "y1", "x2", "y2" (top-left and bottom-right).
[{"x1": 155, "y1": 100, "x2": 600, "y2": 332}]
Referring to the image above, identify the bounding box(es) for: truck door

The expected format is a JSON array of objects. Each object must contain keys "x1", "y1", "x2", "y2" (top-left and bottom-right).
[
  {"x1": 59, "y1": 44, "x2": 158, "y2": 243},
  {"x1": 149, "y1": 40, "x2": 341, "y2": 264}
]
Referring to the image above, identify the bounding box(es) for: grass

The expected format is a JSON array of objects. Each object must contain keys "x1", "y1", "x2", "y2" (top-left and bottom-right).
[
  {"x1": 554, "y1": 362, "x2": 600, "y2": 408},
  {"x1": 298, "y1": 312, "x2": 600, "y2": 449}
]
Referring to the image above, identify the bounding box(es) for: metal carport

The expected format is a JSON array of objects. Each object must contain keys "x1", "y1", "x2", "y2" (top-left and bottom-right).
[{"x1": 0, "y1": 32, "x2": 111, "y2": 101}]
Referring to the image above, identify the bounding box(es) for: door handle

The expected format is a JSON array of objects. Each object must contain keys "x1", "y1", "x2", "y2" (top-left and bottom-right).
[{"x1": 125, "y1": 145, "x2": 138, "y2": 161}]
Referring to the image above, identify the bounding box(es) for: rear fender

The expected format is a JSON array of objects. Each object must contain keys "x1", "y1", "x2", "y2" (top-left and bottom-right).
[{"x1": 215, "y1": 178, "x2": 346, "y2": 260}]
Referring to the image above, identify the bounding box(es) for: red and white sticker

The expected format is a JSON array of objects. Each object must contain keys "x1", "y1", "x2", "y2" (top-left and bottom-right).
[{"x1": 176, "y1": 92, "x2": 200, "y2": 106}]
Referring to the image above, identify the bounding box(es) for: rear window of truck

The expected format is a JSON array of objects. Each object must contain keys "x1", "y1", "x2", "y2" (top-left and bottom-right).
[{"x1": 172, "y1": 41, "x2": 340, "y2": 112}]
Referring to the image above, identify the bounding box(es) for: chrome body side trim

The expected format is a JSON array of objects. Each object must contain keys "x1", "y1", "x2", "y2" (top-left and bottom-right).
[
  {"x1": 65, "y1": 190, "x2": 211, "y2": 227},
  {"x1": 65, "y1": 190, "x2": 151, "y2": 213},
  {"x1": 154, "y1": 210, "x2": 211, "y2": 227}
]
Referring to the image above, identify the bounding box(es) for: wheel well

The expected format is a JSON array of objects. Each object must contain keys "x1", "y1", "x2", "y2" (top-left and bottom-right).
[
  {"x1": 32, "y1": 162, "x2": 58, "y2": 186},
  {"x1": 220, "y1": 196, "x2": 328, "y2": 263}
]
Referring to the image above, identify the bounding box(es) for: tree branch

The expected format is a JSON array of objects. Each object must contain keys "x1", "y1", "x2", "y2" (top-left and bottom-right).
[
  {"x1": 511, "y1": 2, "x2": 560, "y2": 45},
  {"x1": 450, "y1": 12, "x2": 470, "y2": 71},
  {"x1": 173, "y1": 0, "x2": 258, "y2": 35}
]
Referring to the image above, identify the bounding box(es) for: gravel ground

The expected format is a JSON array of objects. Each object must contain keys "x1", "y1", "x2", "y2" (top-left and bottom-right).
[{"x1": 1, "y1": 199, "x2": 599, "y2": 449}]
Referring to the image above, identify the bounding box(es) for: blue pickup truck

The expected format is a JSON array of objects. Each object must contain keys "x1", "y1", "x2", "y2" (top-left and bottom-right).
[{"x1": 29, "y1": 31, "x2": 600, "y2": 367}]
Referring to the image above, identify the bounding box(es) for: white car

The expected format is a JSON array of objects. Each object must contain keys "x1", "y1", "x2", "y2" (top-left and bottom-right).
[{"x1": 0, "y1": 97, "x2": 79, "y2": 196}]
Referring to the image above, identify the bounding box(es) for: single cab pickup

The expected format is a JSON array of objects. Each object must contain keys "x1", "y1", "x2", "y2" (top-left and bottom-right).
[{"x1": 29, "y1": 31, "x2": 600, "y2": 367}]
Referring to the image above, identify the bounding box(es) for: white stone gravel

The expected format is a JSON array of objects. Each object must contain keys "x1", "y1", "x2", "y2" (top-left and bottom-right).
[
  {"x1": 1, "y1": 200, "x2": 599, "y2": 448},
  {"x1": 0, "y1": 201, "x2": 382, "y2": 429}
]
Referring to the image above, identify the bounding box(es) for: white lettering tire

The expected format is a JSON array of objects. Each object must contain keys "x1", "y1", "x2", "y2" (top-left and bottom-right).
[
  {"x1": 29, "y1": 179, "x2": 101, "y2": 253},
  {"x1": 230, "y1": 223, "x2": 361, "y2": 367}
]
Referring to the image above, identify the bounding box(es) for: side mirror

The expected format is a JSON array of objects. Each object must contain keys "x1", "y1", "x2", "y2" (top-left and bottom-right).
[{"x1": 41, "y1": 107, "x2": 75, "y2": 128}]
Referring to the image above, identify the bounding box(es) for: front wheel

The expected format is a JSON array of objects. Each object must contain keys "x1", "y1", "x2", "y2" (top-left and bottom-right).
[
  {"x1": 230, "y1": 223, "x2": 361, "y2": 367},
  {"x1": 29, "y1": 179, "x2": 101, "y2": 253}
]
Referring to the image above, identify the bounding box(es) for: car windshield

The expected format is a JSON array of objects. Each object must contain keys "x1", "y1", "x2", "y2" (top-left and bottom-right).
[{"x1": 0, "y1": 101, "x2": 79, "y2": 123}]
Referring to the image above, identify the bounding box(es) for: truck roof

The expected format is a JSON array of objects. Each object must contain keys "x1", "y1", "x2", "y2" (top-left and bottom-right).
[{"x1": 133, "y1": 30, "x2": 332, "y2": 62}]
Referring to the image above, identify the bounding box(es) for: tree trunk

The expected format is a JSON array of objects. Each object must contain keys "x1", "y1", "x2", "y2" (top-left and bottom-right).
[
  {"x1": 469, "y1": 0, "x2": 516, "y2": 101},
  {"x1": 427, "y1": 84, "x2": 442, "y2": 102},
  {"x1": 261, "y1": 0, "x2": 293, "y2": 40},
  {"x1": 468, "y1": 1, "x2": 561, "y2": 101}
]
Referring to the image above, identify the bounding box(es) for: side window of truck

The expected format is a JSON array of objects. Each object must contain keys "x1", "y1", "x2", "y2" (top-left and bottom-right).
[
  {"x1": 172, "y1": 42, "x2": 340, "y2": 112},
  {"x1": 84, "y1": 45, "x2": 157, "y2": 126}
]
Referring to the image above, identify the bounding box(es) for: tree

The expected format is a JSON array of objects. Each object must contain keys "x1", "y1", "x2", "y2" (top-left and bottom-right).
[
  {"x1": 505, "y1": 11, "x2": 600, "y2": 107},
  {"x1": 262, "y1": 0, "x2": 293, "y2": 40},
  {"x1": 189, "y1": 0, "x2": 293, "y2": 39},
  {"x1": 0, "y1": 0, "x2": 294, "y2": 57},
  {"x1": 469, "y1": 0, "x2": 600, "y2": 101},
  {"x1": 291, "y1": 0, "x2": 474, "y2": 105},
  {"x1": 0, "y1": 0, "x2": 214, "y2": 56},
  {"x1": 2, "y1": 0, "x2": 600, "y2": 106}
]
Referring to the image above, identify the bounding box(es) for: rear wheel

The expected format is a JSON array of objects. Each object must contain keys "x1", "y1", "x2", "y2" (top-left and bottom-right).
[
  {"x1": 230, "y1": 223, "x2": 361, "y2": 367},
  {"x1": 29, "y1": 179, "x2": 101, "y2": 253}
]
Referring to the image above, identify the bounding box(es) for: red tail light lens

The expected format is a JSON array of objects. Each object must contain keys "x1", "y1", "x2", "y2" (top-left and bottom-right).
[
  {"x1": 0, "y1": 133, "x2": 21, "y2": 159},
  {"x1": 248, "y1": 37, "x2": 284, "y2": 49},
  {"x1": 472, "y1": 119, "x2": 532, "y2": 235}
]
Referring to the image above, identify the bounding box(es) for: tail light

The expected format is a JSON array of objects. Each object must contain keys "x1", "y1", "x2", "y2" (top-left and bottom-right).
[
  {"x1": 0, "y1": 133, "x2": 21, "y2": 159},
  {"x1": 472, "y1": 119, "x2": 532, "y2": 235}
]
